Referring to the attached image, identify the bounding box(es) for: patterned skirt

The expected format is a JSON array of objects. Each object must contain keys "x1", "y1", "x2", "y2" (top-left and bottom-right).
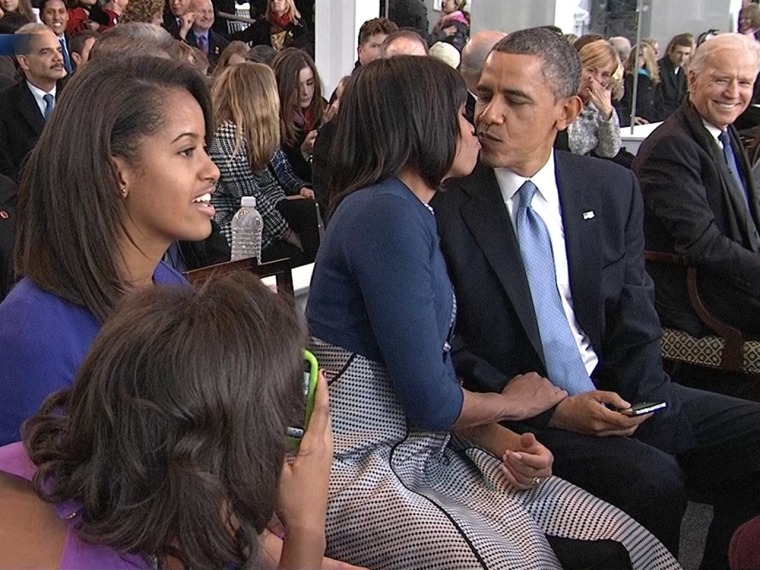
[{"x1": 310, "y1": 338, "x2": 682, "y2": 570}]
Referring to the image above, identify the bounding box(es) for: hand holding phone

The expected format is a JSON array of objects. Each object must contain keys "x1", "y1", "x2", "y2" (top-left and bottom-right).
[
  {"x1": 286, "y1": 349, "x2": 320, "y2": 447},
  {"x1": 618, "y1": 401, "x2": 667, "y2": 417}
]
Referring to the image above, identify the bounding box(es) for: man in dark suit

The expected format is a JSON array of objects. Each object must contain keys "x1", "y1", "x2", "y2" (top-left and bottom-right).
[
  {"x1": 182, "y1": 0, "x2": 228, "y2": 68},
  {"x1": 654, "y1": 33, "x2": 692, "y2": 120},
  {"x1": 39, "y1": 0, "x2": 73, "y2": 73},
  {"x1": 634, "y1": 33, "x2": 760, "y2": 340},
  {"x1": 162, "y1": 0, "x2": 191, "y2": 37},
  {"x1": 459, "y1": 30, "x2": 505, "y2": 124},
  {"x1": 0, "y1": 24, "x2": 67, "y2": 181},
  {"x1": 433, "y1": 28, "x2": 760, "y2": 570}
]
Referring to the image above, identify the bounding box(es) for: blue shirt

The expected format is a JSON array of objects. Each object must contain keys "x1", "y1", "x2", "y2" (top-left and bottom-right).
[
  {"x1": 306, "y1": 177, "x2": 463, "y2": 431},
  {"x1": 0, "y1": 263, "x2": 187, "y2": 445}
]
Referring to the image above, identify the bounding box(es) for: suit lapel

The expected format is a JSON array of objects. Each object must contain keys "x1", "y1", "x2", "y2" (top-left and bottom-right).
[
  {"x1": 684, "y1": 105, "x2": 759, "y2": 252},
  {"x1": 17, "y1": 83, "x2": 44, "y2": 136},
  {"x1": 458, "y1": 165, "x2": 545, "y2": 362},
  {"x1": 555, "y1": 154, "x2": 603, "y2": 353}
]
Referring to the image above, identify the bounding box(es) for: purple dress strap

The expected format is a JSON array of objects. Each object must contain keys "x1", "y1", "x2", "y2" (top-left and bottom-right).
[{"x1": 0, "y1": 443, "x2": 149, "y2": 569}]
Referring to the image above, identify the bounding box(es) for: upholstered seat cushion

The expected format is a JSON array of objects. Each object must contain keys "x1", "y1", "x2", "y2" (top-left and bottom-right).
[{"x1": 660, "y1": 328, "x2": 760, "y2": 374}]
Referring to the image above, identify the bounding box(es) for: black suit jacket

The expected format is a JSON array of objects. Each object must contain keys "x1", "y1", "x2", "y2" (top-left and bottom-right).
[
  {"x1": 185, "y1": 28, "x2": 229, "y2": 67},
  {"x1": 655, "y1": 56, "x2": 687, "y2": 119},
  {"x1": 0, "y1": 81, "x2": 46, "y2": 182},
  {"x1": 633, "y1": 100, "x2": 760, "y2": 337},
  {"x1": 433, "y1": 153, "x2": 687, "y2": 450}
]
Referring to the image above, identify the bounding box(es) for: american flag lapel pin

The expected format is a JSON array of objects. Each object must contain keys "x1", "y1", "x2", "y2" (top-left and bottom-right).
[{"x1": 583, "y1": 210, "x2": 595, "y2": 220}]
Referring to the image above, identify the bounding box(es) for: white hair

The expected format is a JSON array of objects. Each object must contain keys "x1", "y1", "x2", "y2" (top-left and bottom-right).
[{"x1": 690, "y1": 32, "x2": 760, "y2": 76}]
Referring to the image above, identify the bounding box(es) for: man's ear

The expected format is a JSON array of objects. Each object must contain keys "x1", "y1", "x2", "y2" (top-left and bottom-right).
[
  {"x1": 687, "y1": 69, "x2": 697, "y2": 94},
  {"x1": 555, "y1": 94, "x2": 583, "y2": 132},
  {"x1": 16, "y1": 54, "x2": 29, "y2": 73},
  {"x1": 71, "y1": 52, "x2": 82, "y2": 69}
]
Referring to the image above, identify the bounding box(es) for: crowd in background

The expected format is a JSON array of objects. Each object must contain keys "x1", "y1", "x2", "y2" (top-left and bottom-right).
[{"x1": 2, "y1": 1, "x2": 760, "y2": 569}]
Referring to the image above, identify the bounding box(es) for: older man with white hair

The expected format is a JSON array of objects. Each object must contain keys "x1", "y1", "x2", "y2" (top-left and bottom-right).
[{"x1": 634, "y1": 33, "x2": 760, "y2": 341}]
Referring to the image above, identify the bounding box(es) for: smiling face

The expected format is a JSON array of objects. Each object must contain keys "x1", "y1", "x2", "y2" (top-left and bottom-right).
[
  {"x1": 170, "y1": 0, "x2": 190, "y2": 17},
  {"x1": 40, "y1": 0, "x2": 69, "y2": 36},
  {"x1": 688, "y1": 47, "x2": 756, "y2": 131},
  {"x1": 475, "y1": 51, "x2": 579, "y2": 177},
  {"x1": 297, "y1": 65, "x2": 314, "y2": 109},
  {"x1": 115, "y1": 88, "x2": 220, "y2": 258}
]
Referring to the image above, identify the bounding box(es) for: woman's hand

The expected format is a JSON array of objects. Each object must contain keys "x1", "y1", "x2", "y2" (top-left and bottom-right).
[
  {"x1": 587, "y1": 77, "x2": 614, "y2": 120},
  {"x1": 277, "y1": 372, "x2": 333, "y2": 569},
  {"x1": 301, "y1": 130, "x2": 318, "y2": 161},
  {"x1": 501, "y1": 432, "x2": 553, "y2": 490},
  {"x1": 633, "y1": 116, "x2": 649, "y2": 126},
  {"x1": 299, "y1": 187, "x2": 315, "y2": 200}
]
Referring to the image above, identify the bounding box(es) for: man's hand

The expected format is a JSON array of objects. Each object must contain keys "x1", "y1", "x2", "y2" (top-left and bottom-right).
[
  {"x1": 499, "y1": 372, "x2": 567, "y2": 421},
  {"x1": 501, "y1": 432, "x2": 553, "y2": 490},
  {"x1": 178, "y1": 11, "x2": 195, "y2": 38},
  {"x1": 548, "y1": 390, "x2": 652, "y2": 436}
]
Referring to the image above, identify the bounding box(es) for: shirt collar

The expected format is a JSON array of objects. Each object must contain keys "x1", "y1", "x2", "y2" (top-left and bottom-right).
[
  {"x1": 494, "y1": 150, "x2": 557, "y2": 206},
  {"x1": 27, "y1": 80, "x2": 56, "y2": 99},
  {"x1": 701, "y1": 119, "x2": 723, "y2": 143}
]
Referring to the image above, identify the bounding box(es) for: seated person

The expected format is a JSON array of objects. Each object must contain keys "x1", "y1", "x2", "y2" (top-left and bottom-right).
[
  {"x1": 655, "y1": 33, "x2": 693, "y2": 120},
  {"x1": 633, "y1": 33, "x2": 760, "y2": 339},
  {"x1": 619, "y1": 42, "x2": 662, "y2": 127},
  {"x1": 306, "y1": 53, "x2": 679, "y2": 570},
  {"x1": 229, "y1": 0, "x2": 312, "y2": 58},
  {"x1": 271, "y1": 47, "x2": 325, "y2": 183},
  {"x1": 563, "y1": 39, "x2": 622, "y2": 158},
  {"x1": 0, "y1": 56, "x2": 212, "y2": 446},
  {"x1": 209, "y1": 62, "x2": 319, "y2": 266},
  {"x1": 0, "y1": 271, "x2": 334, "y2": 569}
]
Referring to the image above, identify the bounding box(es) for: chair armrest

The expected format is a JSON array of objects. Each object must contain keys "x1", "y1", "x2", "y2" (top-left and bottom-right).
[
  {"x1": 645, "y1": 250, "x2": 746, "y2": 371},
  {"x1": 185, "y1": 257, "x2": 295, "y2": 301}
]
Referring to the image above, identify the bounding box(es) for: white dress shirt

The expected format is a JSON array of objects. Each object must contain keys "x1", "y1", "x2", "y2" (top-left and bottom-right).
[
  {"x1": 26, "y1": 81, "x2": 57, "y2": 119},
  {"x1": 494, "y1": 150, "x2": 599, "y2": 375}
]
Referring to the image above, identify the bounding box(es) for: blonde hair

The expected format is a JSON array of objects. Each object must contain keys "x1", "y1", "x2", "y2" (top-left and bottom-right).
[
  {"x1": 625, "y1": 42, "x2": 660, "y2": 84},
  {"x1": 211, "y1": 62, "x2": 281, "y2": 173},
  {"x1": 211, "y1": 40, "x2": 250, "y2": 81},
  {"x1": 266, "y1": 0, "x2": 300, "y2": 23},
  {"x1": 579, "y1": 40, "x2": 623, "y2": 100}
]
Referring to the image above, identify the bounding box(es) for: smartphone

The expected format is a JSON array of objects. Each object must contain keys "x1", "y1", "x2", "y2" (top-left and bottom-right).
[
  {"x1": 618, "y1": 401, "x2": 667, "y2": 417},
  {"x1": 286, "y1": 349, "x2": 319, "y2": 447}
]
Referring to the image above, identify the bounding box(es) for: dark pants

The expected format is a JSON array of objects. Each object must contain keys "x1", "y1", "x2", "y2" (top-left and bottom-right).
[
  {"x1": 531, "y1": 383, "x2": 760, "y2": 569},
  {"x1": 273, "y1": 198, "x2": 321, "y2": 266}
]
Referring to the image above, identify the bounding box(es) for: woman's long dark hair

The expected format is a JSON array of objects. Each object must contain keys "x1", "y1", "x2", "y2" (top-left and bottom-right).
[
  {"x1": 15, "y1": 56, "x2": 214, "y2": 323},
  {"x1": 22, "y1": 272, "x2": 305, "y2": 570},
  {"x1": 328, "y1": 55, "x2": 467, "y2": 214}
]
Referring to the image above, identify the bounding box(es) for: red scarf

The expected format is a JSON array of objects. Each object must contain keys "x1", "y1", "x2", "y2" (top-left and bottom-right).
[{"x1": 269, "y1": 11, "x2": 292, "y2": 31}]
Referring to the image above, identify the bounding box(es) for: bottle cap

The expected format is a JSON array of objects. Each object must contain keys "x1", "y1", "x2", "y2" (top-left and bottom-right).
[{"x1": 240, "y1": 196, "x2": 257, "y2": 208}]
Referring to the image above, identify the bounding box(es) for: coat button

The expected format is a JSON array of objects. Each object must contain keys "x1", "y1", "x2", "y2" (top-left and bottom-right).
[{"x1": 0, "y1": 211, "x2": 8, "y2": 220}]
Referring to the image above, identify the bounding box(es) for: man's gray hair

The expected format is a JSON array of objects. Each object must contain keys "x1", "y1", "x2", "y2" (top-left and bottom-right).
[
  {"x1": 13, "y1": 23, "x2": 53, "y2": 56},
  {"x1": 491, "y1": 27, "x2": 581, "y2": 99},
  {"x1": 90, "y1": 23, "x2": 176, "y2": 61},
  {"x1": 689, "y1": 32, "x2": 760, "y2": 77},
  {"x1": 460, "y1": 30, "x2": 507, "y2": 90}
]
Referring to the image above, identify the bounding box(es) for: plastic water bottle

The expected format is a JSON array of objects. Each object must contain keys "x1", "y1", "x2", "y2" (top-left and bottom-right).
[{"x1": 230, "y1": 196, "x2": 263, "y2": 262}]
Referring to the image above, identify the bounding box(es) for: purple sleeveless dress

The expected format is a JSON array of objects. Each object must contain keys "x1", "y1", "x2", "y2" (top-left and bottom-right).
[{"x1": 0, "y1": 442, "x2": 149, "y2": 569}]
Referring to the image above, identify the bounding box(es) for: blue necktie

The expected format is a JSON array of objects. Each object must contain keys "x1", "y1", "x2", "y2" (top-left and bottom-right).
[
  {"x1": 59, "y1": 38, "x2": 72, "y2": 73},
  {"x1": 719, "y1": 130, "x2": 759, "y2": 246},
  {"x1": 719, "y1": 130, "x2": 747, "y2": 199},
  {"x1": 43, "y1": 93, "x2": 55, "y2": 121},
  {"x1": 516, "y1": 180, "x2": 595, "y2": 395},
  {"x1": 198, "y1": 34, "x2": 208, "y2": 55}
]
